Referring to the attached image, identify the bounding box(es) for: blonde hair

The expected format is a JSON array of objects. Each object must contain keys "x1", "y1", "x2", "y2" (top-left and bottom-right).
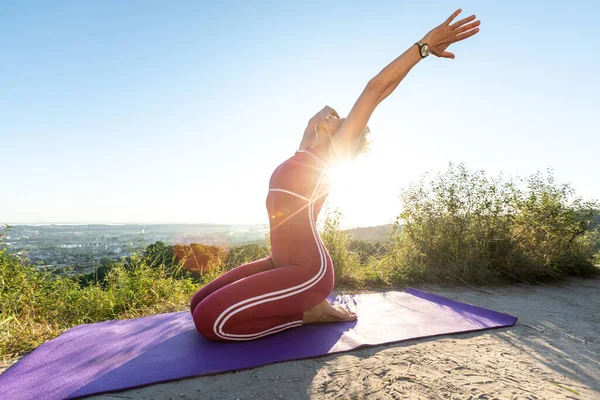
[{"x1": 354, "y1": 125, "x2": 372, "y2": 157}]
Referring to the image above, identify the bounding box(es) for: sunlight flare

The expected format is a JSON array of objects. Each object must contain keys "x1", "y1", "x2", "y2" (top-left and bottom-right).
[{"x1": 327, "y1": 156, "x2": 380, "y2": 222}]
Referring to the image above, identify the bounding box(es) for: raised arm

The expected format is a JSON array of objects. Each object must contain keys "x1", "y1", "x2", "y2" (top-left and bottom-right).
[{"x1": 330, "y1": 8, "x2": 480, "y2": 161}]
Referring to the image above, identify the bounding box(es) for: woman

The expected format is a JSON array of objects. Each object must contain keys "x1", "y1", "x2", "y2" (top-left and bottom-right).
[{"x1": 190, "y1": 9, "x2": 480, "y2": 341}]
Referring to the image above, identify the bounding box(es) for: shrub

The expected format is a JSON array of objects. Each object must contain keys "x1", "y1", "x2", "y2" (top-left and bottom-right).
[
  {"x1": 393, "y1": 163, "x2": 599, "y2": 283},
  {"x1": 223, "y1": 243, "x2": 269, "y2": 270},
  {"x1": 0, "y1": 246, "x2": 197, "y2": 357},
  {"x1": 173, "y1": 243, "x2": 226, "y2": 274}
]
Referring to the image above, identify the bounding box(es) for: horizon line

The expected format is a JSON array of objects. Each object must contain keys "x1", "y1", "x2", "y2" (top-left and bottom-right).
[
  {"x1": 0, "y1": 221, "x2": 392, "y2": 228},
  {"x1": 1, "y1": 222, "x2": 267, "y2": 226}
]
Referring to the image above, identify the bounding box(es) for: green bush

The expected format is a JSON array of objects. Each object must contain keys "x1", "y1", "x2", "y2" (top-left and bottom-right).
[
  {"x1": 223, "y1": 243, "x2": 269, "y2": 270},
  {"x1": 320, "y1": 209, "x2": 361, "y2": 286},
  {"x1": 320, "y1": 209, "x2": 391, "y2": 288},
  {"x1": 390, "y1": 163, "x2": 599, "y2": 284},
  {"x1": 0, "y1": 244, "x2": 197, "y2": 358}
]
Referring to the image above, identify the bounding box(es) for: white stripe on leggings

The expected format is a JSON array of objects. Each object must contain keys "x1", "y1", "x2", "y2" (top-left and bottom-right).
[{"x1": 212, "y1": 171, "x2": 328, "y2": 340}]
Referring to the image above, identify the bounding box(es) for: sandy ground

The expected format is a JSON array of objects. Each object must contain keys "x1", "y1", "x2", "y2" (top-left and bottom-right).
[{"x1": 2, "y1": 277, "x2": 599, "y2": 399}]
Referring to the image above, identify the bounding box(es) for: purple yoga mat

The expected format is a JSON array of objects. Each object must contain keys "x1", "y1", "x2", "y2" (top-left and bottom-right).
[{"x1": 0, "y1": 288, "x2": 517, "y2": 400}]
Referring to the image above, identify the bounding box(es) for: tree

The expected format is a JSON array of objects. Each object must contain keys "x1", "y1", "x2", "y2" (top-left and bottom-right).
[{"x1": 173, "y1": 243, "x2": 226, "y2": 275}]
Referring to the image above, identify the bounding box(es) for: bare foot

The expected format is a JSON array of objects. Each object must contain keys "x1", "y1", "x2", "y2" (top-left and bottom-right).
[{"x1": 302, "y1": 299, "x2": 357, "y2": 325}]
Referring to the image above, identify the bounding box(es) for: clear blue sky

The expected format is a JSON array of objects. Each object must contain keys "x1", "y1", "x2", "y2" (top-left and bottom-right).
[{"x1": 1, "y1": 1, "x2": 599, "y2": 228}]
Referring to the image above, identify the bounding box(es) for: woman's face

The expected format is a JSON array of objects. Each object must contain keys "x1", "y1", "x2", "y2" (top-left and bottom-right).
[{"x1": 316, "y1": 113, "x2": 345, "y2": 140}]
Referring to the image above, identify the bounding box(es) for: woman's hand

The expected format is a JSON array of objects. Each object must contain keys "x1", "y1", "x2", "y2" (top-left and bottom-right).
[{"x1": 421, "y1": 9, "x2": 480, "y2": 59}]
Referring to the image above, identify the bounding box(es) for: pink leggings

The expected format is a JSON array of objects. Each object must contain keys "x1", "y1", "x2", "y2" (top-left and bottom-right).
[{"x1": 190, "y1": 255, "x2": 334, "y2": 341}]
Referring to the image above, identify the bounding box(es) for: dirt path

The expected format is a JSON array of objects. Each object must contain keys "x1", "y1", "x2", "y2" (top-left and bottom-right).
[{"x1": 3, "y1": 277, "x2": 599, "y2": 399}]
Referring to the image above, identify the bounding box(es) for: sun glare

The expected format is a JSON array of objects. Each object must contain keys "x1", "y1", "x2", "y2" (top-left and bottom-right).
[{"x1": 327, "y1": 157, "x2": 380, "y2": 224}]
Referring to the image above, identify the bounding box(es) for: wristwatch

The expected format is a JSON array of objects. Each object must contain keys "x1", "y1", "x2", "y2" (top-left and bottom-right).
[{"x1": 415, "y1": 41, "x2": 430, "y2": 58}]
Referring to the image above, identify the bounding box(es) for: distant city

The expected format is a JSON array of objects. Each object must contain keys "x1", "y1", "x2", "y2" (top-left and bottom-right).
[{"x1": 0, "y1": 224, "x2": 268, "y2": 274}]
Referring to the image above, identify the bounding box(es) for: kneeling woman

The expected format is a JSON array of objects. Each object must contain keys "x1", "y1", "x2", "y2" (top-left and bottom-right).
[{"x1": 190, "y1": 9, "x2": 480, "y2": 341}]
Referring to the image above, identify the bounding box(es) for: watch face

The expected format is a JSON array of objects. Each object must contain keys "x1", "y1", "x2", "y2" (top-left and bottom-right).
[{"x1": 422, "y1": 44, "x2": 430, "y2": 57}]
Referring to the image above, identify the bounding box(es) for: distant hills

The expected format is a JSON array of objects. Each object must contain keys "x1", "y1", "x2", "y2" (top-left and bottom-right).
[{"x1": 344, "y1": 224, "x2": 396, "y2": 242}]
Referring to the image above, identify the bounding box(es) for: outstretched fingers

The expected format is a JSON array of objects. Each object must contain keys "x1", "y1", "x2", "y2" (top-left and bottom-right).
[
  {"x1": 453, "y1": 27, "x2": 480, "y2": 42},
  {"x1": 454, "y1": 20, "x2": 481, "y2": 35},
  {"x1": 445, "y1": 9, "x2": 462, "y2": 25},
  {"x1": 445, "y1": 10, "x2": 481, "y2": 44},
  {"x1": 450, "y1": 14, "x2": 477, "y2": 30}
]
